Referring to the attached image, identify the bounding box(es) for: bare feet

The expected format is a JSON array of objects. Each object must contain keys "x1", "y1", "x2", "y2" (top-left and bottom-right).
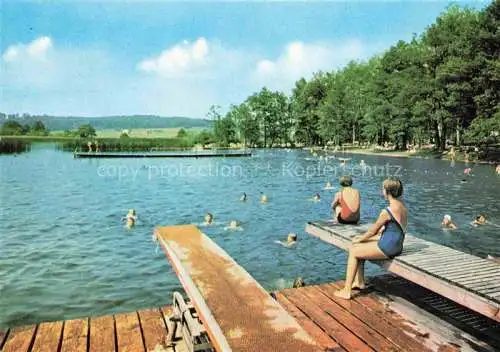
[
  {"x1": 351, "y1": 283, "x2": 366, "y2": 290},
  {"x1": 334, "y1": 289, "x2": 352, "y2": 300}
]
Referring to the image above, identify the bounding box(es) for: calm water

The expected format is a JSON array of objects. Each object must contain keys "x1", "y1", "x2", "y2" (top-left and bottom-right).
[{"x1": 1, "y1": 145, "x2": 499, "y2": 328}]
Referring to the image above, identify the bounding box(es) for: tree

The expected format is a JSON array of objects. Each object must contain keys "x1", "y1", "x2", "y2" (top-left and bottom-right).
[
  {"x1": 0, "y1": 121, "x2": 24, "y2": 135},
  {"x1": 29, "y1": 120, "x2": 49, "y2": 136},
  {"x1": 194, "y1": 129, "x2": 215, "y2": 146},
  {"x1": 77, "y1": 124, "x2": 97, "y2": 138},
  {"x1": 177, "y1": 128, "x2": 187, "y2": 138}
]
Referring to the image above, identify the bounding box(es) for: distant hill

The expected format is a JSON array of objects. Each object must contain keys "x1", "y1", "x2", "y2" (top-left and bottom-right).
[{"x1": 0, "y1": 114, "x2": 212, "y2": 131}]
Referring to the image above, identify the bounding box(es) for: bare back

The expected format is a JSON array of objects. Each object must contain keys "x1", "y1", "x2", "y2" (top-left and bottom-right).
[{"x1": 340, "y1": 187, "x2": 360, "y2": 221}]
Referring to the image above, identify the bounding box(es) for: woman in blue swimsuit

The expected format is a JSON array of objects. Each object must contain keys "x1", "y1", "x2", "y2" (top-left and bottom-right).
[{"x1": 335, "y1": 177, "x2": 407, "y2": 300}]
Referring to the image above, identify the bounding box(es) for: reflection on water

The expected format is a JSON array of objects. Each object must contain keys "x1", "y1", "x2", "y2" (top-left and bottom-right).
[{"x1": 1, "y1": 145, "x2": 499, "y2": 327}]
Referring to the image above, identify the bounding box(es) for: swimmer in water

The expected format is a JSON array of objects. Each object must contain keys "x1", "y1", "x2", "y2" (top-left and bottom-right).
[
  {"x1": 261, "y1": 193, "x2": 268, "y2": 204},
  {"x1": 204, "y1": 213, "x2": 213, "y2": 225},
  {"x1": 293, "y1": 277, "x2": 305, "y2": 288},
  {"x1": 472, "y1": 214, "x2": 487, "y2": 226},
  {"x1": 460, "y1": 178, "x2": 468, "y2": 183},
  {"x1": 464, "y1": 167, "x2": 472, "y2": 175},
  {"x1": 312, "y1": 193, "x2": 321, "y2": 201},
  {"x1": 226, "y1": 220, "x2": 243, "y2": 231},
  {"x1": 126, "y1": 209, "x2": 136, "y2": 228},
  {"x1": 276, "y1": 233, "x2": 298, "y2": 247},
  {"x1": 441, "y1": 215, "x2": 457, "y2": 230},
  {"x1": 496, "y1": 165, "x2": 500, "y2": 175},
  {"x1": 325, "y1": 181, "x2": 334, "y2": 190},
  {"x1": 360, "y1": 160, "x2": 366, "y2": 166},
  {"x1": 240, "y1": 192, "x2": 247, "y2": 202}
]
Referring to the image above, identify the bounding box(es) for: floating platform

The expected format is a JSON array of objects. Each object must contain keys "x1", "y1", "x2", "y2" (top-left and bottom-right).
[
  {"x1": 73, "y1": 150, "x2": 252, "y2": 158},
  {"x1": 2, "y1": 277, "x2": 499, "y2": 351},
  {"x1": 306, "y1": 220, "x2": 500, "y2": 323}
]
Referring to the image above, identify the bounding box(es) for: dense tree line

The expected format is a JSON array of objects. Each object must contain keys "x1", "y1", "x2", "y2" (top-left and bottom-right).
[
  {"x1": 212, "y1": 2, "x2": 499, "y2": 150},
  {"x1": 0, "y1": 120, "x2": 49, "y2": 136}
]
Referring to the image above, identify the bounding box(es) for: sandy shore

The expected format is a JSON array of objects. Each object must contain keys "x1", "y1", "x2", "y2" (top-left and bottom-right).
[{"x1": 335, "y1": 148, "x2": 422, "y2": 159}]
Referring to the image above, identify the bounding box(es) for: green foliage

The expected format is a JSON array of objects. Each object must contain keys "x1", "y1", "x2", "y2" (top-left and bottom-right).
[
  {"x1": 206, "y1": 1, "x2": 499, "y2": 152},
  {"x1": 177, "y1": 128, "x2": 187, "y2": 138},
  {"x1": 61, "y1": 137, "x2": 192, "y2": 152},
  {"x1": 193, "y1": 129, "x2": 215, "y2": 146},
  {"x1": 77, "y1": 124, "x2": 97, "y2": 138},
  {"x1": 0, "y1": 119, "x2": 49, "y2": 136},
  {"x1": 1, "y1": 121, "x2": 25, "y2": 135}
]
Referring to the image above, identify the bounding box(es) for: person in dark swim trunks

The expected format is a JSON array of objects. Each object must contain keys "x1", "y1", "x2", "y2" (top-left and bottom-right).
[
  {"x1": 331, "y1": 175, "x2": 360, "y2": 224},
  {"x1": 334, "y1": 177, "x2": 407, "y2": 300}
]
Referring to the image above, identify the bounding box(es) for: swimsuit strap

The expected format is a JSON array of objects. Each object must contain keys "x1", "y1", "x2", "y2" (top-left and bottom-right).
[{"x1": 386, "y1": 207, "x2": 406, "y2": 234}]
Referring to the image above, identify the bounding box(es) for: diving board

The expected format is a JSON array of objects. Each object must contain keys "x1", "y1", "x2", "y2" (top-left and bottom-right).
[
  {"x1": 154, "y1": 225, "x2": 322, "y2": 352},
  {"x1": 306, "y1": 220, "x2": 500, "y2": 323}
]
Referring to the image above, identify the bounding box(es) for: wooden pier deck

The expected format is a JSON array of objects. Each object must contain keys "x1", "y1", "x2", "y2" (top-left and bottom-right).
[
  {"x1": 306, "y1": 221, "x2": 500, "y2": 323},
  {"x1": 1, "y1": 277, "x2": 499, "y2": 351},
  {"x1": 73, "y1": 150, "x2": 252, "y2": 158}
]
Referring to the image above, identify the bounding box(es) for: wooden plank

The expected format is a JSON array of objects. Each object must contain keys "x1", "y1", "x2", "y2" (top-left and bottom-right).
[
  {"x1": 425, "y1": 262, "x2": 498, "y2": 275},
  {"x1": 469, "y1": 282, "x2": 500, "y2": 291},
  {"x1": 89, "y1": 315, "x2": 115, "y2": 352},
  {"x1": 316, "y1": 284, "x2": 431, "y2": 352},
  {"x1": 156, "y1": 225, "x2": 322, "y2": 352},
  {"x1": 449, "y1": 269, "x2": 500, "y2": 281},
  {"x1": 369, "y1": 278, "x2": 500, "y2": 350},
  {"x1": 299, "y1": 286, "x2": 403, "y2": 352},
  {"x1": 61, "y1": 318, "x2": 88, "y2": 352},
  {"x1": 0, "y1": 329, "x2": 9, "y2": 349},
  {"x1": 274, "y1": 292, "x2": 343, "y2": 351},
  {"x1": 32, "y1": 321, "x2": 64, "y2": 352},
  {"x1": 115, "y1": 312, "x2": 145, "y2": 352},
  {"x1": 306, "y1": 223, "x2": 500, "y2": 322},
  {"x1": 137, "y1": 308, "x2": 168, "y2": 352},
  {"x1": 402, "y1": 252, "x2": 474, "y2": 264},
  {"x1": 2, "y1": 324, "x2": 37, "y2": 352},
  {"x1": 415, "y1": 259, "x2": 490, "y2": 271},
  {"x1": 281, "y1": 288, "x2": 374, "y2": 352}
]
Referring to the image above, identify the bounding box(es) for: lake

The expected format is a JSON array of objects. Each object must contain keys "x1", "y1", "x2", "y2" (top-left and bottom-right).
[{"x1": 1, "y1": 145, "x2": 499, "y2": 328}]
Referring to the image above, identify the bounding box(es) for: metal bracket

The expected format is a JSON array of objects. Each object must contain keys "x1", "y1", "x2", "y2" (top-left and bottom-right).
[{"x1": 167, "y1": 291, "x2": 214, "y2": 352}]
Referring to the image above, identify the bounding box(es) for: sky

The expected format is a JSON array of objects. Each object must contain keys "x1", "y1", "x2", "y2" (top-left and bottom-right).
[{"x1": 0, "y1": 1, "x2": 488, "y2": 118}]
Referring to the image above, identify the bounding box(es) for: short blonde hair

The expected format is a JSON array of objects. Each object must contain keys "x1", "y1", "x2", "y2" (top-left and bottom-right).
[{"x1": 383, "y1": 177, "x2": 403, "y2": 198}]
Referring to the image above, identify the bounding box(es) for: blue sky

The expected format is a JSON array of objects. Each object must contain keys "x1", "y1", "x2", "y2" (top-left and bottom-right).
[{"x1": 1, "y1": 1, "x2": 488, "y2": 118}]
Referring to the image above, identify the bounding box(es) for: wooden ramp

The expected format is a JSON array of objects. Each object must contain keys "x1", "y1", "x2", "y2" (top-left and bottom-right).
[
  {"x1": 306, "y1": 220, "x2": 500, "y2": 323},
  {"x1": 154, "y1": 224, "x2": 322, "y2": 352}
]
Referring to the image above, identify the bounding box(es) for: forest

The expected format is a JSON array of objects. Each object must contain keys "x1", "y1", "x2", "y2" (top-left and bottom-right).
[{"x1": 212, "y1": 2, "x2": 499, "y2": 151}]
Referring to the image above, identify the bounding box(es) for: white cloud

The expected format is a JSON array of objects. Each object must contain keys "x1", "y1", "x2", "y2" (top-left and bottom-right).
[
  {"x1": 1, "y1": 36, "x2": 383, "y2": 117},
  {"x1": 138, "y1": 38, "x2": 210, "y2": 78},
  {"x1": 254, "y1": 40, "x2": 365, "y2": 90},
  {"x1": 2, "y1": 36, "x2": 53, "y2": 63}
]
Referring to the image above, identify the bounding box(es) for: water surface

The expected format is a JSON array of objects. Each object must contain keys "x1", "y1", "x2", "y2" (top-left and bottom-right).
[{"x1": 1, "y1": 146, "x2": 499, "y2": 328}]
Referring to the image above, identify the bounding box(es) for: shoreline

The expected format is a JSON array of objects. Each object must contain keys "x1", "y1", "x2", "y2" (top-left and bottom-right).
[{"x1": 333, "y1": 148, "x2": 499, "y2": 164}]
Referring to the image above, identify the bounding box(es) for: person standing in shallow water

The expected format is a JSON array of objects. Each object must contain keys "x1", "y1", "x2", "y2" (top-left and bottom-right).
[
  {"x1": 331, "y1": 175, "x2": 360, "y2": 224},
  {"x1": 334, "y1": 177, "x2": 407, "y2": 300}
]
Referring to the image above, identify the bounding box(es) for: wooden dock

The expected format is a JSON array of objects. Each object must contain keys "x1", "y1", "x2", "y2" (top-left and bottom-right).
[
  {"x1": 2, "y1": 277, "x2": 499, "y2": 351},
  {"x1": 306, "y1": 220, "x2": 500, "y2": 323},
  {"x1": 73, "y1": 150, "x2": 252, "y2": 158}
]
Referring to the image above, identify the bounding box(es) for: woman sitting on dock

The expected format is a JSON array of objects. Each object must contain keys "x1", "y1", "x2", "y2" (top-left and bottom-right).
[
  {"x1": 331, "y1": 176, "x2": 360, "y2": 224},
  {"x1": 334, "y1": 177, "x2": 407, "y2": 300}
]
